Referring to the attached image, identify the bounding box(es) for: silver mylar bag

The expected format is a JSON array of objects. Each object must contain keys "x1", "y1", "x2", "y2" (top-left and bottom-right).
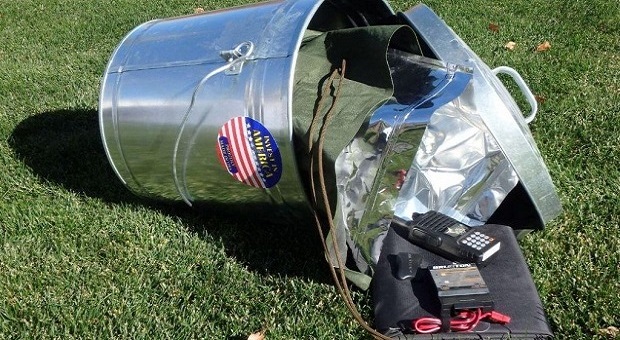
[{"x1": 330, "y1": 5, "x2": 562, "y2": 283}]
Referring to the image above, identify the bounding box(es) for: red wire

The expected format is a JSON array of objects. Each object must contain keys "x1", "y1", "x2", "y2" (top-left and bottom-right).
[{"x1": 413, "y1": 309, "x2": 510, "y2": 334}]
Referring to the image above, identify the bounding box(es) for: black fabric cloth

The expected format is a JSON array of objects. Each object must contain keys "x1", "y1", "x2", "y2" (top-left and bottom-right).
[{"x1": 371, "y1": 224, "x2": 552, "y2": 339}]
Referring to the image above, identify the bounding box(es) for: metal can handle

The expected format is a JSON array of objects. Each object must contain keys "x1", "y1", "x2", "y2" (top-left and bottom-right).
[
  {"x1": 173, "y1": 41, "x2": 254, "y2": 206},
  {"x1": 492, "y1": 66, "x2": 538, "y2": 124}
]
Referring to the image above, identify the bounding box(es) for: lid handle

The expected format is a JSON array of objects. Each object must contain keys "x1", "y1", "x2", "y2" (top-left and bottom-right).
[{"x1": 492, "y1": 66, "x2": 538, "y2": 124}]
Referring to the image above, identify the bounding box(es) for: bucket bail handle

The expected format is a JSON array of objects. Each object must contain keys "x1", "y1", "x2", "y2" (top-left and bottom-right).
[
  {"x1": 220, "y1": 41, "x2": 254, "y2": 75},
  {"x1": 173, "y1": 41, "x2": 255, "y2": 206}
]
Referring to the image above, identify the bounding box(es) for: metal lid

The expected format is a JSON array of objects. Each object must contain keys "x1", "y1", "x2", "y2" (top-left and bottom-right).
[{"x1": 401, "y1": 4, "x2": 562, "y2": 226}]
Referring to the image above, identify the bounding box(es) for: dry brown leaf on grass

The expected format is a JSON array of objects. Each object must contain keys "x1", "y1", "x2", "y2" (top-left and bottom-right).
[
  {"x1": 535, "y1": 95, "x2": 546, "y2": 104},
  {"x1": 194, "y1": 7, "x2": 205, "y2": 14},
  {"x1": 536, "y1": 41, "x2": 551, "y2": 52},
  {"x1": 488, "y1": 22, "x2": 500, "y2": 33},
  {"x1": 598, "y1": 326, "x2": 619, "y2": 338},
  {"x1": 504, "y1": 41, "x2": 517, "y2": 51},
  {"x1": 248, "y1": 330, "x2": 266, "y2": 340}
]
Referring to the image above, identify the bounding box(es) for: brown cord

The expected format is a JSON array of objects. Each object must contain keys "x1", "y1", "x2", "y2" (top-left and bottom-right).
[
  {"x1": 307, "y1": 69, "x2": 342, "y2": 152},
  {"x1": 308, "y1": 60, "x2": 391, "y2": 340}
]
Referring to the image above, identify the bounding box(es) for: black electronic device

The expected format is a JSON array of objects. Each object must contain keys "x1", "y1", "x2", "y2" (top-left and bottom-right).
[
  {"x1": 392, "y1": 211, "x2": 501, "y2": 264},
  {"x1": 428, "y1": 263, "x2": 495, "y2": 331},
  {"x1": 371, "y1": 224, "x2": 553, "y2": 339}
]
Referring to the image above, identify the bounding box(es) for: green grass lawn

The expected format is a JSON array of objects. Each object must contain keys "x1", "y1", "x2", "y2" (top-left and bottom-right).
[{"x1": 1, "y1": 0, "x2": 618, "y2": 338}]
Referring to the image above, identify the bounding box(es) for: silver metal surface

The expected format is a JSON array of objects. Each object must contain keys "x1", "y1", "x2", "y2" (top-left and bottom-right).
[
  {"x1": 401, "y1": 4, "x2": 562, "y2": 226},
  {"x1": 393, "y1": 83, "x2": 520, "y2": 225},
  {"x1": 334, "y1": 52, "x2": 477, "y2": 272},
  {"x1": 332, "y1": 7, "x2": 563, "y2": 275},
  {"x1": 99, "y1": 0, "x2": 395, "y2": 207},
  {"x1": 492, "y1": 66, "x2": 538, "y2": 124},
  {"x1": 99, "y1": 0, "x2": 562, "y2": 284}
]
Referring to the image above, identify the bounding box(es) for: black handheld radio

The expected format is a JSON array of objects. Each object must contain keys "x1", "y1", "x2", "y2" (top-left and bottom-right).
[{"x1": 392, "y1": 211, "x2": 501, "y2": 264}]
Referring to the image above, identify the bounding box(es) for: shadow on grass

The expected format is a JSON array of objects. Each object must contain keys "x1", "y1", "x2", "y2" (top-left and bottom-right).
[{"x1": 9, "y1": 109, "x2": 331, "y2": 283}]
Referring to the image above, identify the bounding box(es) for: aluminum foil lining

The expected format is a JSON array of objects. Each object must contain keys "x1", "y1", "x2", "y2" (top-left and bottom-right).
[
  {"x1": 401, "y1": 4, "x2": 562, "y2": 227},
  {"x1": 331, "y1": 50, "x2": 519, "y2": 275}
]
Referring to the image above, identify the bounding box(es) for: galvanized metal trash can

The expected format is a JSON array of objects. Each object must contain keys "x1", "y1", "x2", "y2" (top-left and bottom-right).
[
  {"x1": 99, "y1": 0, "x2": 561, "y2": 237},
  {"x1": 99, "y1": 0, "x2": 396, "y2": 207}
]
